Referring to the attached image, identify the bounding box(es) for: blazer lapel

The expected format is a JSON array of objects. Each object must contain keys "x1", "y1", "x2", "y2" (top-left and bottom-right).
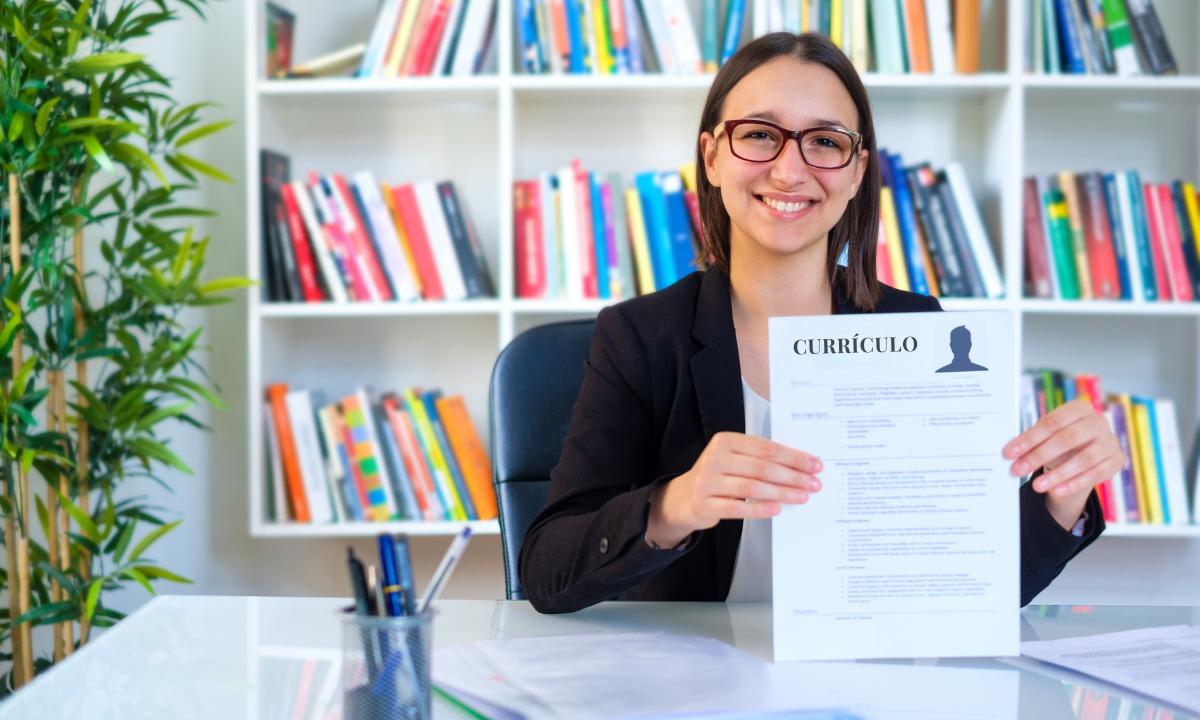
[{"x1": 689, "y1": 271, "x2": 744, "y2": 599}]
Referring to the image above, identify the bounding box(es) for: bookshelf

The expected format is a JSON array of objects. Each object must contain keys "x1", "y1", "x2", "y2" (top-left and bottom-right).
[{"x1": 243, "y1": 0, "x2": 1200, "y2": 579}]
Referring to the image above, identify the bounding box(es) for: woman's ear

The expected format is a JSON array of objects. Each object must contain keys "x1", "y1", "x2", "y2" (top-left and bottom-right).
[
  {"x1": 700, "y1": 132, "x2": 720, "y2": 188},
  {"x1": 851, "y1": 148, "x2": 869, "y2": 193}
]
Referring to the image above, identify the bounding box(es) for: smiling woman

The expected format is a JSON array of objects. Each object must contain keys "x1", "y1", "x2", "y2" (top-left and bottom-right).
[{"x1": 517, "y1": 32, "x2": 1117, "y2": 615}]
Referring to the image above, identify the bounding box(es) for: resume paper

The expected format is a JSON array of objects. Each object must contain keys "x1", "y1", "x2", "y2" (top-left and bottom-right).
[{"x1": 768, "y1": 311, "x2": 1020, "y2": 661}]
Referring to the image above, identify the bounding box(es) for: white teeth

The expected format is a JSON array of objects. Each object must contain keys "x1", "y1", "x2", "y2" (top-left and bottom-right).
[{"x1": 760, "y1": 196, "x2": 812, "y2": 213}]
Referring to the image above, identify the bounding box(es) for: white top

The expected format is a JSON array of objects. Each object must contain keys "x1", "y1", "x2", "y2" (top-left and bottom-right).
[{"x1": 726, "y1": 378, "x2": 772, "y2": 603}]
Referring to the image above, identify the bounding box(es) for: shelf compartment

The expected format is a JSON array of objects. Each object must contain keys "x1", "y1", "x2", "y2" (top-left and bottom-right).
[
  {"x1": 253, "y1": 520, "x2": 500, "y2": 538},
  {"x1": 260, "y1": 300, "x2": 503, "y2": 318}
]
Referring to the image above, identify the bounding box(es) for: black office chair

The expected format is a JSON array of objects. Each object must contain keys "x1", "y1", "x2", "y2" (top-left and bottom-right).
[{"x1": 489, "y1": 319, "x2": 595, "y2": 600}]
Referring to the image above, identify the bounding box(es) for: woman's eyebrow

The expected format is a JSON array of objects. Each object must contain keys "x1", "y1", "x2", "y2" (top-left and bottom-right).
[{"x1": 742, "y1": 109, "x2": 852, "y2": 128}]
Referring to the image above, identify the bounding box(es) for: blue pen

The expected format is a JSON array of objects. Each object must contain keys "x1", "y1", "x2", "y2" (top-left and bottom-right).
[
  {"x1": 377, "y1": 532, "x2": 405, "y2": 617},
  {"x1": 394, "y1": 533, "x2": 417, "y2": 616}
]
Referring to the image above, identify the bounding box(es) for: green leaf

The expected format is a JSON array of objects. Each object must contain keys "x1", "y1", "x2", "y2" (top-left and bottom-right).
[
  {"x1": 136, "y1": 402, "x2": 191, "y2": 432},
  {"x1": 122, "y1": 567, "x2": 154, "y2": 596},
  {"x1": 66, "y1": 52, "x2": 145, "y2": 77},
  {"x1": 133, "y1": 565, "x2": 192, "y2": 584},
  {"x1": 172, "y1": 153, "x2": 232, "y2": 183},
  {"x1": 112, "y1": 142, "x2": 169, "y2": 189},
  {"x1": 10, "y1": 405, "x2": 36, "y2": 427},
  {"x1": 7, "y1": 113, "x2": 27, "y2": 143},
  {"x1": 35, "y1": 98, "x2": 61, "y2": 136},
  {"x1": 197, "y1": 276, "x2": 255, "y2": 295},
  {"x1": 84, "y1": 579, "x2": 103, "y2": 622},
  {"x1": 12, "y1": 356, "x2": 36, "y2": 398},
  {"x1": 68, "y1": 0, "x2": 95, "y2": 55},
  {"x1": 172, "y1": 227, "x2": 194, "y2": 282},
  {"x1": 167, "y1": 376, "x2": 225, "y2": 410},
  {"x1": 128, "y1": 439, "x2": 191, "y2": 474},
  {"x1": 35, "y1": 495, "x2": 50, "y2": 544},
  {"x1": 112, "y1": 520, "x2": 136, "y2": 563},
  {"x1": 14, "y1": 601, "x2": 75, "y2": 626},
  {"x1": 20, "y1": 449, "x2": 35, "y2": 479},
  {"x1": 57, "y1": 490, "x2": 101, "y2": 544},
  {"x1": 174, "y1": 120, "x2": 234, "y2": 148},
  {"x1": 82, "y1": 135, "x2": 114, "y2": 172}
]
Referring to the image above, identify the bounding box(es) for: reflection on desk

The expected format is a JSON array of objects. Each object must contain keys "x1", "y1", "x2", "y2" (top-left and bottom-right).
[{"x1": 0, "y1": 598, "x2": 1194, "y2": 719}]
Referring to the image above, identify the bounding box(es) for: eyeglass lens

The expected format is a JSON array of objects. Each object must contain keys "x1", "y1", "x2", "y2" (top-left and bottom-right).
[{"x1": 729, "y1": 122, "x2": 854, "y2": 168}]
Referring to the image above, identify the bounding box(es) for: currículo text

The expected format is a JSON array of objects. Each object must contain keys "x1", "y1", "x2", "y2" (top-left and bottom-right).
[{"x1": 792, "y1": 335, "x2": 919, "y2": 356}]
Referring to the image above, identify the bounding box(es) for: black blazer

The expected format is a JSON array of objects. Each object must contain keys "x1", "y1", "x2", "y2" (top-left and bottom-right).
[{"x1": 519, "y1": 269, "x2": 1104, "y2": 614}]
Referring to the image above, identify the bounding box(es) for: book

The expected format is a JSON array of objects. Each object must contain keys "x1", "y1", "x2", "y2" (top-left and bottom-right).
[
  {"x1": 351, "y1": 171, "x2": 421, "y2": 302},
  {"x1": 383, "y1": 393, "x2": 446, "y2": 521},
  {"x1": 285, "y1": 389, "x2": 337, "y2": 523},
  {"x1": 265, "y1": 2, "x2": 295, "y2": 78},
  {"x1": 953, "y1": 0, "x2": 980, "y2": 73},
  {"x1": 414, "y1": 180, "x2": 470, "y2": 301},
  {"x1": 435, "y1": 394, "x2": 499, "y2": 520},
  {"x1": 1125, "y1": 0, "x2": 1177, "y2": 75},
  {"x1": 422, "y1": 390, "x2": 478, "y2": 520},
  {"x1": 260, "y1": 150, "x2": 301, "y2": 302},
  {"x1": 265, "y1": 383, "x2": 311, "y2": 523},
  {"x1": 437, "y1": 181, "x2": 495, "y2": 298}
]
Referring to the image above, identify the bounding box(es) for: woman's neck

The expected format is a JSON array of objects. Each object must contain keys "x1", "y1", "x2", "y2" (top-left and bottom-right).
[{"x1": 729, "y1": 242, "x2": 832, "y2": 326}]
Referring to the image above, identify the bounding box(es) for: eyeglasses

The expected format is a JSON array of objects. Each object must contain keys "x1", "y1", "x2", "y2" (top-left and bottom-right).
[{"x1": 713, "y1": 119, "x2": 862, "y2": 169}]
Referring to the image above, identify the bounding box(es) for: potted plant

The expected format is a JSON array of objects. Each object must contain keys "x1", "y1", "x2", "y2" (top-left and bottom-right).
[{"x1": 0, "y1": 0, "x2": 249, "y2": 691}]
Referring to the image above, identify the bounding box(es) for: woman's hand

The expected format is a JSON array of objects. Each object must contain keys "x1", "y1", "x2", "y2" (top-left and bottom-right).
[
  {"x1": 645, "y1": 432, "x2": 823, "y2": 549},
  {"x1": 1002, "y1": 397, "x2": 1124, "y2": 531}
]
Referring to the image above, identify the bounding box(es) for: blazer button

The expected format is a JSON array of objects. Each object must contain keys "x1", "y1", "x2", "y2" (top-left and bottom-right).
[{"x1": 599, "y1": 536, "x2": 610, "y2": 554}]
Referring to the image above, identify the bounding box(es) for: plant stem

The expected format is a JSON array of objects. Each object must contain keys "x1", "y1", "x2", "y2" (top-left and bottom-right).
[{"x1": 8, "y1": 172, "x2": 33, "y2": 686}]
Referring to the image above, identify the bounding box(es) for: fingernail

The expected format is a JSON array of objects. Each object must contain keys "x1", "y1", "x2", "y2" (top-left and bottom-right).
[
  {"x1": 1003, "y1": 440, "x2": 1021, "y2": 458},
  {"x1": 811, "y1": 458, "x2": 823, "y2": 472},
  {"x1": 1053, "y1": 486, "x2": 1070, "y2": 496},
  {"x1": 1012, "y1": 460, "x2": 1030, "y2": 475},
  {"x1": 810, "y1": 478, "x2": 822, "y2": 492}
]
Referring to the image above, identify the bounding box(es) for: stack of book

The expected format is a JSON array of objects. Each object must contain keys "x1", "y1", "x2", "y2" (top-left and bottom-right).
[
  {"x1": 513, "y1": 160, "x2": 706, "y2": 300},
  {"x1": 1027, "y1": 0, "x2": 1176, "y2": 76},
  {"x1": 1023, "y1": 171, "x2": 1200, "y2": 302},
  {"x1": 1020, "y1": 368, "x2": 1194, "y2": 526},
  {"x1": 357, "y1": 0, "x2": 499, "y2": 77},
  {"x1": 263, "y1": 384, "x2": 497, "y2": 524},
  {"x1": 260, "y1": 150, "x2": 495, "y2": 304},
  {"x1": 877, "y1": 153, "x2": 1004, "y2": 298},
  {"x1": 517, "y1": 0, "x2": 983, "y2": 76}
]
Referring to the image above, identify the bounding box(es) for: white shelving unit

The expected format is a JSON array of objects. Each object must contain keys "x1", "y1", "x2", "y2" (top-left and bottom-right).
[{"x1": 243, "y1": 0, "x2": 1200, "y2": 602}]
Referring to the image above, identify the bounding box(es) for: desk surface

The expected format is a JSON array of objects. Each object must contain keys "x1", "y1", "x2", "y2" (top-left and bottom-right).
[{"x1": 0, "y1": 597, "x2": 1195, "y2": 719}]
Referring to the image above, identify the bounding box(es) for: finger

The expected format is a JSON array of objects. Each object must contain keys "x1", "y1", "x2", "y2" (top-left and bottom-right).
[
  {"x1": 1037, "y1": 453, "x2": 1124, "y2": 499},
  {"x1": 1008, "y1": 413, "x2": 1095, "y2": 477},
  {"x1": 1003, "y1": 398, "x2": 1094, "y2": 463},
  {"x1": 710, "y1": 497, "x2": 785, "y2": 520},
  {"x1": 719, "y1": 454, "x2": 822, "y2": 491},
  {"x1": 720, "y1": 433, "x2": 823, "y2": 473},
  {"x1": 711, "y1": 475, "x2": 811, "y2": 504},
  {"x1": 1032, "y1": 442, "x2": 1106, "y2": 494}
]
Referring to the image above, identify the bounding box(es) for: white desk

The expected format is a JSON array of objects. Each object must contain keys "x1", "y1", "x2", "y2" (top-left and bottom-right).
[{"x1": 1, "y1": 597, "x2": 1195, "y2": 719}]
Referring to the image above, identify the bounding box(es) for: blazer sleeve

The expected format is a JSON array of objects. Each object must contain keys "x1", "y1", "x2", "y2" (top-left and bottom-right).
[
  {"x1": 925, "y1": 292, "x2": 1106, "y2": 606},
  {"x1": 518, "y1": 306, "x2": 696, "y2": 614}
]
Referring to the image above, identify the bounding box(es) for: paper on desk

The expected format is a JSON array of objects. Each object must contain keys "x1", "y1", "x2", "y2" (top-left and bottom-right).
[
  {"x1": 433, "y1": 632, "x2": 1019, "y2": 719},
  {"x1": 768, "y1": 311, "x2": 1020, "y2": 661},
  {"x1": 1021, "y1": 624, "x2": 1200, "y2": 714}
]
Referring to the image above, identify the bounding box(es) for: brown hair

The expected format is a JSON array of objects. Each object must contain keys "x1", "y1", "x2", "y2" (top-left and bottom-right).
[{"x1": 695, "y1": 32, "x2": 881, "y2": 310}]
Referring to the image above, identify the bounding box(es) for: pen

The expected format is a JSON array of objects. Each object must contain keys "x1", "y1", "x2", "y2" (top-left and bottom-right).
[
  {"x1": 378, "y1": 532, "x2": 405, "y2": 617},
  {"x1": 346, "y1": 547, "x2": 371, "y2": 616},
  {"x1": 366, "y1": 564, "x2": 382, "y2": 617},
  {"x1": 394, "y1": 533, "x2": 417, "y2": 616},
  {"x1": 346, "y1": 548, "x2": 379, "y2": 683},
  {"x1": 419, "y1": 526, "x2": 472, "y2": 614}
]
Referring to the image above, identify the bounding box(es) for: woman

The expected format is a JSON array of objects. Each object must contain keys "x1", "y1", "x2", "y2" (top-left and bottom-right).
[{"x1": 519, "y1": 32, "x2": 1120, "y2": 614}]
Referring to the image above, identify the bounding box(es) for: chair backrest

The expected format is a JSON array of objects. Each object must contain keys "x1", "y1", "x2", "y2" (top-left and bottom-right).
[{"x1": 489, "y1": 319, "x2": 595, "y2": 600}]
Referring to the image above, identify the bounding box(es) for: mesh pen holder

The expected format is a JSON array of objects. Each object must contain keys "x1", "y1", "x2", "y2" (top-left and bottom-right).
[{"x1": 341, "y1": 610, "x2": 434, "y2": 720}]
